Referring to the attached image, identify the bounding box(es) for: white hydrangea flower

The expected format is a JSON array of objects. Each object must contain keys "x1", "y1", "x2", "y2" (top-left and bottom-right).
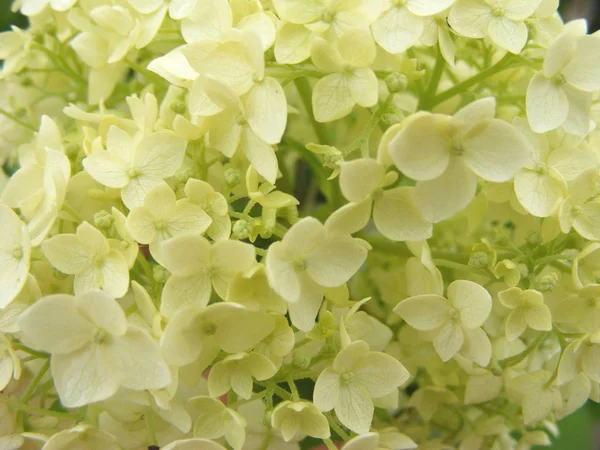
[
  {"x1": 388, "y1": 98, "x2": 531, "y2": 222},
  {"x1": 272, "y1": 0, "x2": 381, "y2": 64},
  {"x1": 18, "y1": 290, "x2": 171, "y2": 407},
  {"x1": 310, "y1": 29, "x2": 378, "y2": 123},
  {"x1": 41, "y1": 424, "x2": 119, "y2": 450},
  {"x1": 449, "y1": 0, "x2": 541, "y2": 53},
  {"x1": 372, "y1": 0, "x2": 455, "y2": 54},
  {"x1": 0, "y1": 205, "x2": 31, "y2": 309},
  {"x1": 554, "y1": 284, "x2": 600, "y2": 334},
  {"x1": 513, "y1": 121, "x2": 598, "y2": 217},
  {"x1": 421, "y1": 12, "x2": 457, "y2": 65},
  {"x1": 265, "y1": 217, "x2": 369, "y2": 331},
  {"x1": 162, "y1": 439, "x2": 227, "y2": 450},
  {"x1": 83, "y1": 126, "x2": 187, "y2": 209},
  {"x1": 189, "y1": 396, "x2": 246, "y2": 450},
  {"x1": 558, "y1": 168, "x2": 600, "y2": 241},
  {"x1": 394, "y1": 280, "x2": 492, "y2": 365},
  {"x1": 175, "y1": 0, "x2": 274, "y2": 49},
  {"x1": 126, "y1": 183, "x2": 211, "y2": 265},
  {"x1": 196, "y1": 76, "x2": 280, "y2": 183},
  {"x1": 185, "y1": 179, "x2": 231, "y2": 241},
  {"x1": 160, "y1": 302, "x2": 275, "y2": 370},
  {"x1": 526, "y1": 21, "x2": 600, "y2": 135},
  {"x1": 226, "y1": 263, "x2": 288, "y2": 315},
  {"x1": 239, "y1": 399, "x2": 301, "y2": 450},
  {"x1": 271, "y1": 401, "x2": 330, "y2": 442},
  {"x1": 1, "y1": 116, "x2": 70, "y2": 245},
  {"x1": 20, "y1": 0, "x2": 77, "y2": 16},
  {"x1": 506, "y1": 370, "x2": 562, "y2": 424},
  {"x1": 184, "y1": 31, "x2": 287, "y2": 147},
  {"x1": 498, "y1": 287, "x2": 552, "y2": 341},
  {"x1": 208, "y1": 351, "x2": 277, "y2": 399},
  {"x1": 313, "y1": 340, "x2": 409, "y2": 434},
  {"x1": 41, "y1": 222, "x2": 129, "y2": 298},
  {"x1": 0, "y1": 335, "x2": 20, "y2": 392},
  {"x1": 341, "y1": 430, "x2": 417, "y2": 450},
  {"x1": 158, "y1": 234, "x2": 256, "y2": 317},
  {"x1": 327, "y1": 158, "x2": 432, "y2": 241}
]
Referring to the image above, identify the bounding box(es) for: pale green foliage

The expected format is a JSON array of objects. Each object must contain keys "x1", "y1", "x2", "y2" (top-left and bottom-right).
[{"x1": 0, "y1": 0, "x2": 599, "y2": 449}]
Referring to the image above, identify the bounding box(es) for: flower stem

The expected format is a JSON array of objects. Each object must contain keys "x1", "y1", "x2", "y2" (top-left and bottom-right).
[
  {"x1": 428, "y1": 53, "x2": 515, "y2": 108},
  {"x1": 294, "y1": 77, "x2": 331, "y2": 145}
]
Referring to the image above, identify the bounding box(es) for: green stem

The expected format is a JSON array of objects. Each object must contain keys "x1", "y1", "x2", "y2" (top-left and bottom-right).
[
  {"x1": 287, "y1": 377, "x2": 300, "y2": 401},
  {"x1": 61, "y1": 203, "x2": 83, "y2": 223},
  {"x1": 21, "y1": 360, "x2": 50, "y2": 404},
  {"x1": 341, "y1": 105, "x2": 385, "y2": 157},
  {"x1": 0, "y1": 108, "x2": 37, "y2": 131},
  {"x1": 294, "y1": 77, "x2": 331, "y2": 145},
  {"x1": 136, "y1": 253, "x2": 159, "y2": 300},
  {"x1": 326, "y1": 414, "x2": 350, "y2": 441},
  {"x1": 12, "y1": 402, "x2": 78, "y2": 420},
  {"x1": 126, "y1": 58, "x2": 168, "y2": 87},
  {"x1": 428, "y1": 54, "x2": 514, "y2": 108},
  {"x1": 324, "y1": 439, "x2": 339, "y2": 450},
  {"x1": 420, "y1": 49, "x2": 446, "y2": 110},
  {"x1": 12, "y1": 343, "x2": 49, "y2": 359},
  {"x1": 145, "y1": 413, "x2": 158, "y2": 446},
  {"x1": 498, "y1": 331, "x2": 549, "y2": 369}
]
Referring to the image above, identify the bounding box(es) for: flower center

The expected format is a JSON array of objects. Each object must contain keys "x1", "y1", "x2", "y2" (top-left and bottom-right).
[
  {"x1": 127, "y1": 167, "x2": 140, "y2": 179},
  {"x1": 202, "y1": 321, "x2": 217, "y2": 336},
  {"x1": 452, "y1": 142, "x2": 465, "y2": 157},
  {"x1": 491, "y1": 6, "x2": 505, "y2": 17},
  {"x1": 341, "y1": 372, "x2": 354, "y2": 385},
  {"x1": 92, "y1": 328, "x2": 109, "y2": 344},
  {"x1": 92, "y1": 254, "x2": 104, "y2": 267},
  {"x1": 292, "y1": 259, "x2": 307, "y2": 272},
  {"x1": 322, "y1": 10, "x2": 335, "y2": 22},
  {"x1": 155, "y1": 219, "x2": 167, "y2": 231},
  {"x1": 553, "y1": 73, "x2": 567, "y2": 87},
  {"x1": 235, "y1": 114, "x2": 247, "y2": 126}
]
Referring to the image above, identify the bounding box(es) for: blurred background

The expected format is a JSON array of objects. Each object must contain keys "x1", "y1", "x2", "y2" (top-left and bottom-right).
[{"x1": 0, "y1": 0, "x2": 599, "y2": 448}]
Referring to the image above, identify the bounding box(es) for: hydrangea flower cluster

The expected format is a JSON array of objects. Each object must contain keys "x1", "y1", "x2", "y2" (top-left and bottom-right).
[{"x1": 0, "y1": 0, "x2": 599, "y2": 449}]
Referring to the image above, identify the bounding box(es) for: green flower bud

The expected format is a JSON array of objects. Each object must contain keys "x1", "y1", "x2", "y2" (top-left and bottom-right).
[
  {"x1": 94, "y1": 210, "x2": 114, "y2": 230},
  {"x1": 170, "y1": 101, "x2": 187, "y2": 115},
  {"x1": 469, "y1": 251, "x2": 489, "y2": 270},
  {"x1": 175, "y1": 166, "x2": 194, "y2": 183},
  {"x1": 526, "y1": 231, "x2": 542, "y2": 246},
  {"x1": 535, "y1": 272, "x2": 559, "y2": 292},
  {"x1": 385, "y1": 72, "x2": 409, "y2": 93},
  {"x1": 224, "y1": 168, "x2": 241, "y2": 187},
  {"x1": 232, "y1": 220, "x2": 252, "y2": 240},
  {"x1": 153, "y1": 265, "x2": 171, "y2": 284}
]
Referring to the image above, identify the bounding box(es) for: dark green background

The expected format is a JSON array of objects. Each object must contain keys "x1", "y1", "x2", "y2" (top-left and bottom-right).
[{"x1": 0, "y1": 0, "x2": 599, "y2": 447}]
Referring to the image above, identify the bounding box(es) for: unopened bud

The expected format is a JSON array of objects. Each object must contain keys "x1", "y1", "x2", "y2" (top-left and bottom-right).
[
  {"x1": 94, "y1": 210, "x2": 114, "y2": 230},
  {"x1": 232, "y1": 220, "x2": 252, "y2": 240},
  {"x1": 526, "y1": 231, "x2": 542, "y2": 246},
  {"x1": 224, "y1": 168, "x2": 241, "y2": 187},
  {"x1": 170, "y1": 101, "x2": 186, "y2": 115},
  {"x1": 153, "y1": 265, "x2": 171, "y2": 284},
  {"x1": 175, "y1": 166, "x2": 194, "y2": 183},
  {"x1": 286, "y1": 205, "x2": 299, "y2": 224},
  {"x1": 469, "y1": 251, "x2": 489, "y2": 270},
  {"x1": 385, "y1": 72, "x2": 409, "y2": 93},
  {"x1": 535, "y1": 272, "x2": 559, "y2": 292}
]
